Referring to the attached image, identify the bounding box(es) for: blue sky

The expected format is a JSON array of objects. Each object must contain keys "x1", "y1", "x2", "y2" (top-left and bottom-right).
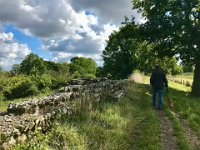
[
  {"x1": 0, "y1": 0, "x2": 139, "y2": 70},
  {"x1": 4, "y1": 25, "x2": 51, "y2": 60}
]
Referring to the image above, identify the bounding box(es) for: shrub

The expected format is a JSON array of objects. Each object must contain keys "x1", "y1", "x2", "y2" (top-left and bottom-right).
[
  {"x1": 82, "y1": 74, "x2": 96, "y2": 79},
  {"x1": 0, "y1": 93, "x2": 4, "y2": 101},
  {"x1": 72, "y1": 71, "x2": 82, "y2": 79},
  {"x1": 0, "y1": 78, "x2": 6, "y2": 101},
  {"x1": 31, "y1": 74, "x2": 52, "y2": 91},
  {"x1": 171, "y1": 66, "x2": 183, "y2": 75},
  {"x1": 183, "y1": 65, "x2": 193, "y2": 73},
  {"x1": 3, "y1": 75, "x2": 39, "y2": 100}
]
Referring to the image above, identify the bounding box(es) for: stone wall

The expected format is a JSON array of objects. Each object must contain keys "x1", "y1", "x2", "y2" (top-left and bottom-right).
[{"x1": 0, "y1": 78, "x2": 128, "y2": 149}]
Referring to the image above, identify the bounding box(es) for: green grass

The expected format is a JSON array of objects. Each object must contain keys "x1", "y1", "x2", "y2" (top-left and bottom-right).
[
  {"x1": 165, "y1": 109, "x2": 192, "y2": 150},
  {"x1": 167, "y1": 73, "x2": 193, "y2": 88},
  {"x1": 10, "y1": 73, "x2": 200, "y2": 150},
  {"x1": 168, "y1": 80, "x2": 191, "y2": 92},
  {"x1": 12, "y1": 81, "x2": 161, "y2": 150},
  {"x1": 167, "y1": 81, "x2": 200, "y2": 140},
  {"x1": 172, "y1": 73, "x2": 194, "y2": 80},
  {"x1": 143, "y1": 74, "x2": 199, "y2": 149}
]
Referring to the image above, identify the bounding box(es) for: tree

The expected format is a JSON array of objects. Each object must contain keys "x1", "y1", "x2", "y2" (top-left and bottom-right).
[
  {"x1": 182, "y1": 64, "x2": 194, "y2": 73},
  {"x1": 57, "y1": 62, "x2": 70, "y2": 77},
  {"x1": 0, "y1": 66, "x2": 2, "y2": 72},
  {"x1": 45, "y1": 61, "x2": 60, "y2": 72},
  {"x1": 96, "y1": 67, "x2": 104, "y2": 77},
  {"x1": 102, "y1": 22, "x2": 181, "y2": 78},
  {"x1": 133, "y1": 0, "x2": 200, "y2": 97},
  {"x1": 70, "y1": 57, "x2": 79, "y2": 63},
  {"x1": 136, "y1": 42, "x2": 181, "y2": 74},
  {"x1": 70, "y1": 57, "x2": 97, "y2": 77},
  {"x1": 20, "y1": 53, "x2": 47, "y2": 75},
  {"x1": 102, "y1": 23, "x2": 140, "y2": 79},
  {"x1": 10, "y1": 64, "x2": 21, "y2": 76}
]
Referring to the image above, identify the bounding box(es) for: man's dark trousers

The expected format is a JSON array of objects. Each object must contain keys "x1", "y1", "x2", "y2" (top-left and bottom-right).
[{"x1": 152, "y1": 88, "x2": 163, "y2": 110}]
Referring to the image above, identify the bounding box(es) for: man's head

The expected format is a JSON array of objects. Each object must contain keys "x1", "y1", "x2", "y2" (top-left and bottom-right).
[{"x1": 155, "y1": 64, "x2": 160, "y2": 69}]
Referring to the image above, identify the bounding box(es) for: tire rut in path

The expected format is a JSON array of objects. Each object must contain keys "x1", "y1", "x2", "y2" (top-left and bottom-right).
[
  {"x1": 175, "y1": 112, "x2": 200, "y2": 150},
  {"x1": 158, "y1": 111, "x2": 180, "y2": 150}
]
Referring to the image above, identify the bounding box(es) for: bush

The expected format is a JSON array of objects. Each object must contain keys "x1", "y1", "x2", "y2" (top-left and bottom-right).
[
  {"x1": 0, "y1": 78, "x2": 6, "y2": 101},
  {"x1": 72, "y1": 71, "x2": 82, "y2": 79},
  {"x1": 182, "y1": 65, "x2": 193, "y2": 73},
  {"x1": 31, "y1": 74, "x2": 52, "y2": 91},
  {"x1": 3, "y1": 75, "x2": 39, "y2": 100},
  {"x1": 0, "y1": 93, "x2": 4, "y2": 101},
  {"x1": 171, "y1": 66, "x2": 183, "y2": 75},
  {"x1": 83, "y1": 74, "x2": 96, "y2": 79}
]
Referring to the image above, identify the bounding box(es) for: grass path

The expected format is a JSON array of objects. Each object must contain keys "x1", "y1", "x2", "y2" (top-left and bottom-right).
[
  {"x1": 141, "y1": 74, "x2": 200, "y2": 150},
  {"x1": 132, "y1": 74, "x2": 180, "y2": 150},
  {"x1": 158, "y1": 111, "x2": 179, "y2": 150},
  {"x1": 130, "y1": 82, "x2": 161, "y2": 150}
]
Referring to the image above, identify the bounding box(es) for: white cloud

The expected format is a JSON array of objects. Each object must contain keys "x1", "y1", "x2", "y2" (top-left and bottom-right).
[
  {"x1": 100, "y1": 24, "x2": 119, "y2": 41},
  {"x1": 0, "y1": 0, "x2": 139, "y2": 68},
  {"x1": 0, "y1": 32, "x2": 31, "y2": 70},
  {"x1": 68, "y1": 0, "x2": 141, "y2": 24},
  {"x1": 46, "y1": 23, "x2": 118, "y2": 54},
  {"x1": 52, "y1": 52, "x2": 103, "y2": 66},
  {"x1": 0, "y1": 32, "x2": 14, "y2": 41},
  {"x1": 87, "y1": 14, "x2": 98, "y2": 25},
  {"x1": 0, "y1": 0, "x2": 101, "y2": 39}
]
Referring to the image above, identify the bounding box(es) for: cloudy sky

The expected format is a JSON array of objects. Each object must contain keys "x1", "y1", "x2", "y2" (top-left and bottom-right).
[{"x1": 0, "y1": 0, "x2": 141, "y2": 70}]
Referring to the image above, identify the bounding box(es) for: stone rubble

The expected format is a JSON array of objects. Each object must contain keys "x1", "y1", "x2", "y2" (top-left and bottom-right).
[{"x1": 0, "y1": 78, "x2": 128, "y2": 149}]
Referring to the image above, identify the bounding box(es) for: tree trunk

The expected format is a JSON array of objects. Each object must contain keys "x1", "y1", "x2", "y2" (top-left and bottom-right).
[{"x1": 191, "y1": 61, "x2": 200, "y2": 97}]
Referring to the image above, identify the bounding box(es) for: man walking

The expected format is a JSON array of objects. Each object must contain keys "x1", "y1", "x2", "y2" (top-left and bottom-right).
[{"x1": 150, "y1": 64, "x2": 168, "y2": 110}]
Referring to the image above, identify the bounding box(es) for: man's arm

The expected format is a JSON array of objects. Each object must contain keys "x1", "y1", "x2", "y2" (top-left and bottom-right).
[
  {"x1": 150, "y1": 73, "x2": 154, "y2": 85},
  {"x1": 163, "y1": 74, "x2": 168, "y2": 91}
]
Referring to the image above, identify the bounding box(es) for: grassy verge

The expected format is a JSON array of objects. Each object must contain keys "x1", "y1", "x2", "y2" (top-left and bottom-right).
[
  {"x1": 167, "y1": 81, "x2": 200, "y2": 140},
  {"x1": 169, "y1": 73, "x2": 194, "y2": 80},
  {"x1": 12, "y1": 81, "x2": 161, "y2": 150},
  {"x1": 168, "y1": 80, "x2": 191, "y2": 92},
  {"x1": 131, "y1": 83, "x2": 161, "y2": 150}
]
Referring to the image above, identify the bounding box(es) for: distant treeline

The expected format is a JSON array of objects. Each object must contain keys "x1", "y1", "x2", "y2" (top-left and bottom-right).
[{"x1": 0, "y1": 53, "x2": 99, "y2": 101}]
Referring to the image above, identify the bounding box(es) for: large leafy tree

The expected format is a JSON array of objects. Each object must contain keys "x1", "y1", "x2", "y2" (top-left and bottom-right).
[
  {"x1": 10, "y1": 64, "x2": 21, "y2": 76},
  {"x1": 133, "y1": 0, "x2": 200, "y2": 96},
  {"x1": 102, "y1": 22, "x2": 181, "y2": 79},
  {"x1": 70, "y1": 57, "x2": 97, "y2": 76},
  {"x1": 137, "y1": 42, "x2": 182, "y2": 74},
  {"x1": 102, "y1": 23, "x2": 140, "y2": 79},
  {"x1": 20, "y1": 53, "x2": 47, "y2": 75}
]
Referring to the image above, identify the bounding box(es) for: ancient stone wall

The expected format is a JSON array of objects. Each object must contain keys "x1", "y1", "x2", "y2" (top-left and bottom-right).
[{"x1": 0, "y1": 78, "x2": 128, "y2": 149}]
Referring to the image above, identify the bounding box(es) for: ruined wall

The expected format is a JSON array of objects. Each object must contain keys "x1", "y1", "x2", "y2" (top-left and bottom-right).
[{"x1": 0, "y1": 78, "x2": 128, "y2": 149}]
